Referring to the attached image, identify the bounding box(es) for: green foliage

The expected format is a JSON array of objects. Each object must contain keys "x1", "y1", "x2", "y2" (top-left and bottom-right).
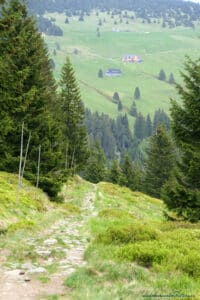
[
  {"x1": 112, "y1": 91, "x2": 120, "y2": 104},
  {"x1": 0, "y1": 0, "x2": 64, "y2": 197},
  {"x1": 96, "y1": 223, "x2": 160, "y2": 245},
  {"x1": 153, "y1": 109, "x2": 171, "y2": 132},
  {"x1": 108, "y1": 159, "x2": 124, "y2": 185},
  {"x1": 158, "y1": 69, "x2": 166, "y2": 81},
  {"x1": 121, "y1": 153, "x2": 135, "y2": 190},
  {"x1": 8, "y1": 220, "x2": 35, "y2": 233},
  {"x1": 129, "y1": 101, "x2": 137, "y2": 117},
  {"x1": 144, "y1": 124, "x2": 175, "y2": 198},
  {"x1": 168, "y1": 72, "x2": 175, "y2": 84},
  {"x1": 0, "y1": 171, "x2": 50, "y2": 232},
  {"x1": 117, "y1": 100, "x2": 123, "y2": 111},
  {"x1": 83, "y1": 141, "x2": 106, "y2": 183},
  {"x1": 117, "y1": 242, "x2": 169, "y2": 267},
  {"x1": 59, "y1": 57, "x2": 89, "y2": 174},
  {"x1": 162, "y1": 57, "x2": 200, "y2": 221},
  {"x1": 145, "y1": 114, "x2": 153, "y2": 137},
  {"x1": 134, "y1": 87, "x2": 141, "y2": 100},
  {"x1": 161, "y1": 177, "x2": 200, "y2": 222},
  {"x1": 134, "y1": 113, "x2": 146, "y2": 139},
  {"x1": 98, "y1": 69, "x2": 103, "y2": 78}
]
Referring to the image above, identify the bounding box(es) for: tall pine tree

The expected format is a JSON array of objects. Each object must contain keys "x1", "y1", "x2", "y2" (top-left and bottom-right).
[
  {"x1": 144, "y1": 124, "x2": 175, "y2": 198},
  {"x1": 83, "y1": 141, "x2": 106, "y2": 183},
  {"x1": 162, "y1": 57, "x2": 200, "y2": 221},
  {"x1": 59, "y1": 57, "x2": 89, "y2": 174},
  {"x1": 0, "y1": 0, "x2": 63, "y2": 197}
]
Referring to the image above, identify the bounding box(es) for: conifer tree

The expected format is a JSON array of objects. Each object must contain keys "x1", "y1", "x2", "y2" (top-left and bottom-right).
[
  {"x1": 168, "y1": 73, "x2": 175, "y2": 84},
  {"x1": 129, "y1": 101, "x2": 137, "y2": 117},
  {"x1": 121, "y1": 153, "x2": 135, "y2": 190},
  {"x1": 59, "y1": 57, "x2": 89, "y2": 174},
  {"x1": 134, "y1": 113, "x2": 146, "y2": 139},
  {"x1": 98, "y1": 69, "x2": 103, "y2": 78},
  {"x1": 0, "y1": 0, "x2": 63, "y2": 197},
  {"x1": 113, "y1": 92, "x2": 120, "y2": 103},
  {"x1": 158, "y1": 69, "x2": 166, "y2": 81},
  {"x1": 162, "y1": 57, "x2": 200, "y2": 221},
  {"x1": 108, "y1": 159, "x2": 124, "y2": 185},
  {"x1": 134, "y1": 87, "x2": 141, "y2": 100},
  {"x1": 83, "y1": 141, "x2": 106, "y2": 183},
  {"x1": 118, "y1": 100, "x2": 123, "y2": 111},
  {"x1": 145, "y1": 114, "x2": 153, "y2": 137},
  {"x1": 144, "y1": 124, "x2": 175, "y2": 198}
]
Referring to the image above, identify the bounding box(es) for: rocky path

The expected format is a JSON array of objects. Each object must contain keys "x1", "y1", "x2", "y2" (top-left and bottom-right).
[{"x1": 0, "y1": 186, "x2": 97, "y2": 300}]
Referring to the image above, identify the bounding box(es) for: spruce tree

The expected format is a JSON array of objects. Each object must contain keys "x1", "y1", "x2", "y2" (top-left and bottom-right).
[
  {"x1": 113, "y1": 92, "x2": 120, "y2": 103},
  {"x1": 168, "y1": 73, "x2": 175, "y2": 84},
  {"x1": 83, "y1": 141, "x2": 106, "y2": 183},
  {"x1": 129, "y1": 101, "x2": 137, "y2": 117},
  {"x1": 59, "y1": 57, "x2": 89, "y2": 174},
  {"x1": 134, "y1": 87, "x2": 141, "y2": 100},
  {"x1": 145, "y1": 114, "x2": 153, "y2": 137},
  {"x1": 162, "y1": 57, "x2": 200, "y2": 221},
  {"x1": 158, "y1": 69, "x2": 166, "y2": 81},
  {"x1": 98, "y1": 69, "x2": 103, "y2": 78},
  {"x1": 108, "y1": 159, "x2": 124, "y2": 185},
  {"x1": 121, "y1": 153, "x2": 135, "y2": 190},
  {"x1": 118, "y1": 100, "x2": 123, "y2": 111},
  {"x1": 134, "y1": 113, "x2": 146, "y2": 139},
  {"x1": 144, "y1": 124, "x2": 175, "y2": 198},
  {"x1": 0, "y1": 0, "x2": 63, "y2": 197}
]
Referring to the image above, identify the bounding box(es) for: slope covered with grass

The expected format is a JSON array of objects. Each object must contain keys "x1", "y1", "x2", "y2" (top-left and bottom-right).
[
  {"x1": 0, "y1": 172, "x2": 52, "y2": 233},
  {"x1": 65, "y1": 182, "x2": 200, "y2": 300},
  {"x1": 44, "y1": 11, "x2": 200, "y2": 120}
]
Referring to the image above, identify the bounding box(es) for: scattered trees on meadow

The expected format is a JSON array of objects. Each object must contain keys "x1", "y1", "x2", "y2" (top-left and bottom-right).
[
  {"x1": 134, "y1": 87, "x2": 141, "y2": 100},
  {"x1": 98, "y1": 69, "x2": 103, "y2": 78},
  {"x1": 113, "y1": 92, "x2": 120, "y2": 103},
  {"x1": 158, "y1": 69, "x2": 166, "y2": 81},
  {"x1": 129, "y1": 101, "x2": 137, "y2": 117},
  {"x1": 168, "y1": 73, "x2": 175, "y2": 84}
]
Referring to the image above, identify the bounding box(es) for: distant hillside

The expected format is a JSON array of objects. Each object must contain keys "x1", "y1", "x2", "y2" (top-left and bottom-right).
[{"x1": 28, "y1": 0, "x2": 200, "y2": 24}]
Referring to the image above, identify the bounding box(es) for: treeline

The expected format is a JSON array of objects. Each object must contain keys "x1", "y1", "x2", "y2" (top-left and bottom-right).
[
  {"x1": 27, "y1": 0, "x2": 200, "y2": 28},
  {"x1": 85, "y1": 108, "x2": 170, "y2": 161}
]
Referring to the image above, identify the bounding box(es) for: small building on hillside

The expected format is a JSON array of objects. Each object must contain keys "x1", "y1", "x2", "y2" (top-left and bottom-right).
[
  {"x1": 122, "y1": 54, "x2": 143, "y2": 63},
  {"x1": 105, "y1": 69, "x2": 122, "y2": 77}
]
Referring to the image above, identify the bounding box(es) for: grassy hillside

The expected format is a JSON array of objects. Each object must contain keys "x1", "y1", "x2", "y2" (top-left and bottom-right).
[
  {"x1": 65, "y1": 182, "x2": 200, "y2": 300},
  {"x1": 0, "y1": 172, "x2": 51, "y2": 233},
  {"x1": 0, "y1": 172, "x2": 79, "y2": 235},
  {"x1": 44, "y1": 11, "x2": 200, "y2": 120},
  {"x1": 1, "y1": 174, "x2": 200, "y2": 299}
]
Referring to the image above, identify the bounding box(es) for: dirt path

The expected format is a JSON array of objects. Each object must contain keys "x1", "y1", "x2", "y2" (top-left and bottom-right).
[{"x1": 0, "y1": 186, "x2": 97, "y2": 300}]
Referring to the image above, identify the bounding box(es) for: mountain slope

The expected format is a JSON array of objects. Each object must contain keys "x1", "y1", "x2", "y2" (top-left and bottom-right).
[{"x1": 0, "y1": 175, "x2": 200, "y2": 299}]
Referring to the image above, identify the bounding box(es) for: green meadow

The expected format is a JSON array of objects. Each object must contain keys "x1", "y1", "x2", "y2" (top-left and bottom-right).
[
  {"x1": 65, "y1": 182, "x2": 200, "y2": 300},
  {"x1": 44, "y1": 11, "x2": 200, "y2": 120}
]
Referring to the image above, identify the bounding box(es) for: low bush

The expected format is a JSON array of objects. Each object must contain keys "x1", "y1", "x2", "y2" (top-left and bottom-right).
[
  {"x1": 116, "y1": 241, "x2": 169, "y2": 267},
  {"x1": 8, "y1": 220, "x2": 35, "y2": 232},
  {"x1": 96, "y1": 222, "x2": 160, "y2": 245}
]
